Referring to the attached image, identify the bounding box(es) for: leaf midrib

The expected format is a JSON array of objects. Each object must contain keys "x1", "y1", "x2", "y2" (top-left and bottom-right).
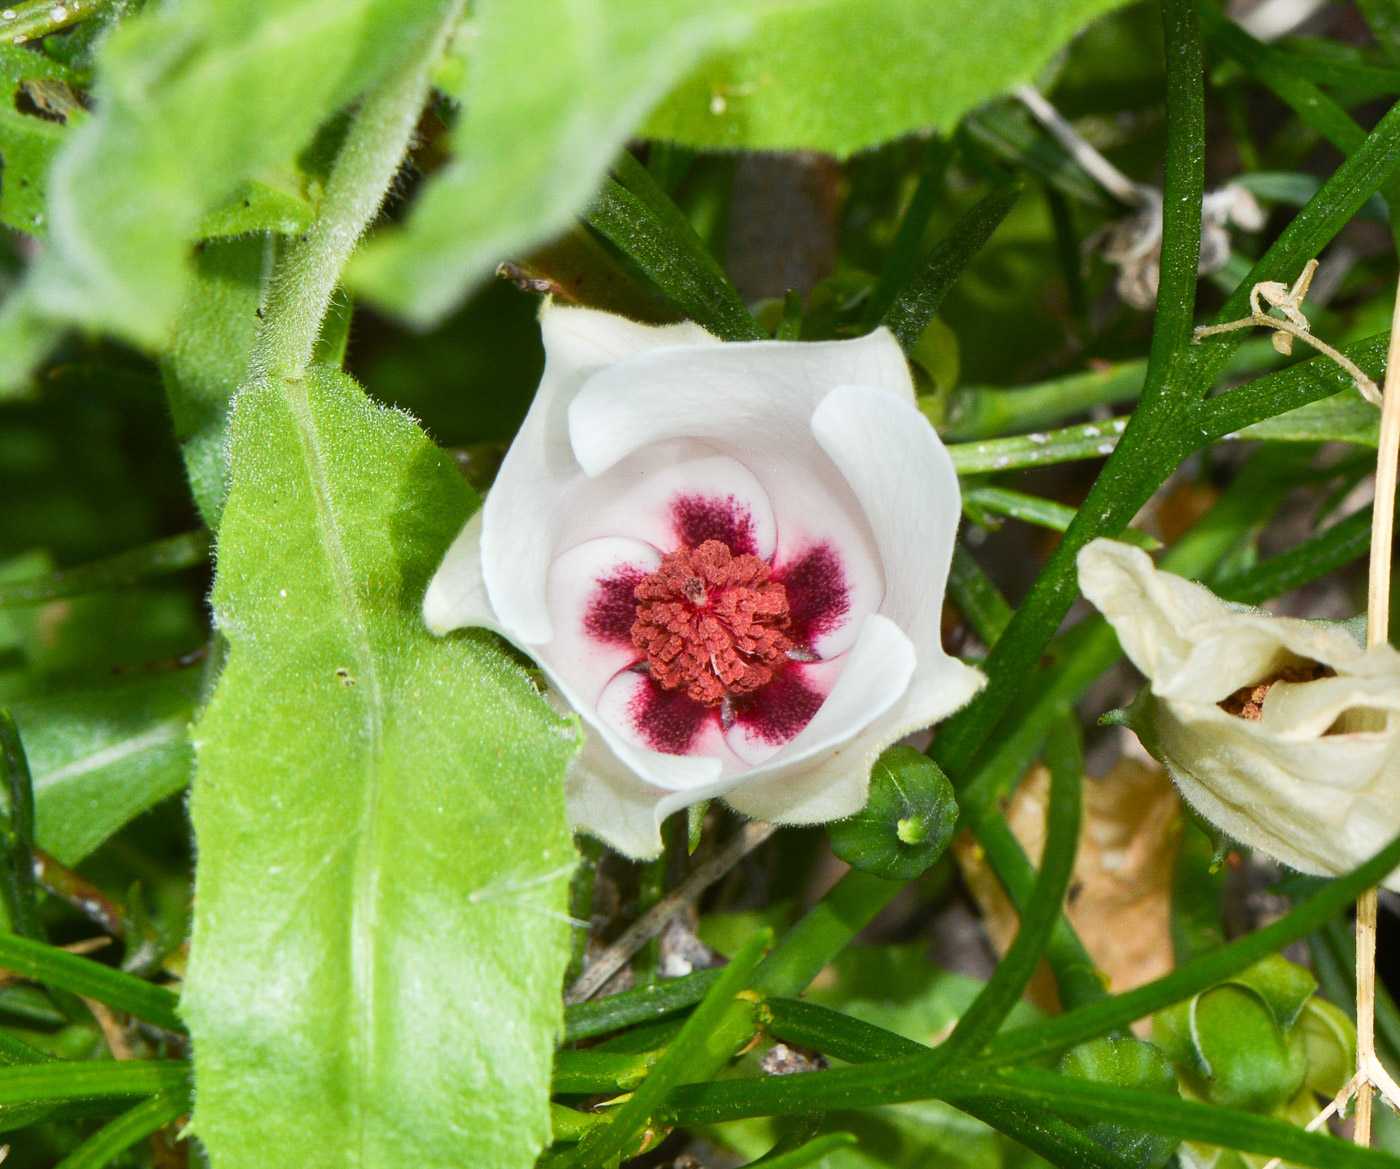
[{"x1": 285, "y1": 374, "x2": 386, "y2": 1166}]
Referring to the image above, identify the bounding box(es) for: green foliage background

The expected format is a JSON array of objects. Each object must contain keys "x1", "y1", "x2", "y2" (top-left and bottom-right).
[{"x1": 0, "y1": 0, "x2": 1397, "y2": 1168}]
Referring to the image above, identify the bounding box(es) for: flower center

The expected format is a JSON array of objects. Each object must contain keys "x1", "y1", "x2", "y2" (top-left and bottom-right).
[{"x1": 631, "y1": 539, "x2": 795, "y2": 707}]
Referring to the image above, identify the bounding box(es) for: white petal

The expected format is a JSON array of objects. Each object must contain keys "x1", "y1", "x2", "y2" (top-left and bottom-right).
[
  {"x1": 567, "y1": 328, "x2": 913, "y2": 478},
  {"x1": 1078, "y1": 538, "x2": 1365, "y2": 701},
  {"x1": 809, "y1": 384, "x2": 969, "y2": 704},
  {"x1": 544, "y1": 537, "x2": 659, "y2": 707},
  {"x1": 724, "y1": 656, "x2": 984, "y2": 825},
  {"x1": 480, "y1": 306, "x2": 717, "y2": 645},
  {"x1": 732, "y1": 614, "x2": 914, "y2": 774},
  {"x1": 423, "y1": 510, "x2": 503, "y2": 636},
  {"x1": 553, "y1": 446, "x2": 778, "y2": 561},
  {"x1": 566, "y1": 720, "x2": 737, "y2": 859}
]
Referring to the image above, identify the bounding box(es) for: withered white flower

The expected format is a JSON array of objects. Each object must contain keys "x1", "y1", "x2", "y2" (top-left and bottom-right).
[
  {"x1": 1078, "y1": 538, "x2": 1400, "y2": 890},
  {"x1": 423, "y1": 306, "x2": 983, "y2": 857}
]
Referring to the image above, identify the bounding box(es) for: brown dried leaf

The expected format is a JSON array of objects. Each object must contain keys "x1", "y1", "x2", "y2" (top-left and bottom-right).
[{"x1": 956, "y1": 758, "x2": 1181, "y2": 1013}]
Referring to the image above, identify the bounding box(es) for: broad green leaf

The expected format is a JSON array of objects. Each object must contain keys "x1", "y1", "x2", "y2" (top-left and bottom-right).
[
  {"x1": 0, "y1": 103, "x2": 69, "y2": 238},
  {"x1": 0, "y1": 45, "x2": 80, "y2": 237},
  {"x1": 24, "y1": 0, "x2": 461, "y2": 347},
  {"x1": 161, "y1": 236, "x2": 268, "y2": 526},
  {"x1": 642, "y1": 0, "x2": 1133, "y2": 157},
  {"x1": 349, "y1": 0, "x2": 793, "y2": 326},
  {"x1": 196, "y1": 175, "x2": 318, "y2": 241},
  {"x1": 8, "y1": 672, "x2": 197, "y2": 866},
  {"x1": 185, "y1": 365, "x2": 579, "y2": 1169}
]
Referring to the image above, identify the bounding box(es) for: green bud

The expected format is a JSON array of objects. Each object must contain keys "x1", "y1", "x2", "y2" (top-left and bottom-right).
[
  {"x1": 826, "y1": 746, "x2": 957, "y2": 881},
  {"x1": 1155, "y1": 982, "x2": 1307, "y2": 1112}
]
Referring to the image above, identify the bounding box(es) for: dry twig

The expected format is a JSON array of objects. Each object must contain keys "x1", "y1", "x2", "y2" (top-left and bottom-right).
[{"x1": 564, "y1": 820, "x2": 776, "y2": 1005}]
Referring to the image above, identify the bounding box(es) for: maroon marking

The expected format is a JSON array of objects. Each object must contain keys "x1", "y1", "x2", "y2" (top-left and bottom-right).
[
  {"x1": 733, "y1": 665, "x2": 825, "y2": 746},
  {"x1": 774, "y1": 544, "x2": 849, "y2": 646},
  {"x1": 583, "y1": 566, "x2": 649, "y2": 645},
  {"x1": 628, "y1": 677, "x2": 713, "y2": 755},
  {"x1": 672, "y1": 494, "x2": 758, "y2": 555}
]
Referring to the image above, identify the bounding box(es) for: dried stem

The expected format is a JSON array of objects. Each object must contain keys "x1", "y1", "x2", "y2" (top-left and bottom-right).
[
  {"x1": 1016, "y1": 86, "x2": 1154, "y2": 207},
  {"x1": 1193, "y1": 314, "x2": 1380, "y2": 405},
  {"x1": 564, "y1": 820, "x2": 776, "y2": 1005},
  {"x1": 1336, "y1": 276, "x2": 1400, "y2": 1146}
]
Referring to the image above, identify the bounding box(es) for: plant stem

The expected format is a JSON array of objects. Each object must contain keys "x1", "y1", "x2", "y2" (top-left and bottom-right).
[
  {"x1": 1353, "y1": 280, "x2": 1400, "y2": 1145},
  {"x1": 1, "y1": 0, "x2": 111, "y2": 45},
  {"x1": 563, "y1": 821, "x2": 775, "y2": 1005},
  {"x1": 251, "y1": 1, "x2": 464, "y2": 381}
]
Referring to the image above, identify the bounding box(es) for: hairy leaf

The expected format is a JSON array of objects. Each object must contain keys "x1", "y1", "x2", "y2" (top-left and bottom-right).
[
  {"x1": 184, "y1": 365, "x2": 579, "y2": 1169},
  {"x1": 25, "y1": 0, "x2": 459, "y2": 346},
  {"x1": 9, "y1": 672, "x2": 197, "y2": 866},
  {"x1": 349, "y1": 0, "x2": 791, "y2": 325},
  {"x1": 643, "y1": 0, "x2": 1132, "y2": 156}
]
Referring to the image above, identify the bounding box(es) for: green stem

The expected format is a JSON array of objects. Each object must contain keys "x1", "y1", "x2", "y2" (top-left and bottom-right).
[
  {"x1": 1, "y1": 0, "x2": 111, "y2": 45},
  {"x1": 0, "y1": 713, "x2": 39, "y2": 940},
  {"x1": 54, "y1": 1090, "x2": 190, "y2": 1169},
  {"x1": 252, "y1": 2, "x2": 464, "y2": 380}
]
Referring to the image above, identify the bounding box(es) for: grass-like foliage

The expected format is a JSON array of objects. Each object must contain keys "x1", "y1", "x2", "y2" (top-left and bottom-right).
[{"x1": 0, "y1": 1, "x2": 1398, "y2": 1167}]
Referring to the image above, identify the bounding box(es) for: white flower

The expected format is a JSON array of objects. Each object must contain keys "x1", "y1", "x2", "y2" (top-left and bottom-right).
[
  {"x1": 423, "y1": 306, "x2": 983, "y2": 857},
  {"x1": 1078, "y1": 538, "x2": 1400, "y2": 890}
]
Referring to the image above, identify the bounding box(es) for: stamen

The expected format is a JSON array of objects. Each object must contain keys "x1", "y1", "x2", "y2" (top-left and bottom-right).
[{"x1": 631, "y1": 539, "x2": 795, "y2": 706}]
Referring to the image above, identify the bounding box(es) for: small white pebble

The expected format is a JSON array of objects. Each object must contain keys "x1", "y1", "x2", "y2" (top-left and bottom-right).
[{"x1": 1096, "y1": 442, "x2": 1114, "y2": 455}]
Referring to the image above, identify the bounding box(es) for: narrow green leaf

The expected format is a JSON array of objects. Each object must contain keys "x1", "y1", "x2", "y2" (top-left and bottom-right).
[
  {"x1": 186, "y1": 366, "x2": 579, "y2": 1169},
  {"x1": 9, "y1": 672, "x2": 197, "y2": 866},
  {"x1": 860, "y1": 139, "x2": 952, "y2": 325},
  {"x1": 0, "y1": 713, "x2": 39, "y2": 937},
  {"x1": 54, "y1": 1089, "x2": 190, "y2": 1169},
  {"x1": 566, "y1": 929, "x2": 771, "y2": 1168},
  {"x1": 642, "y1": 0, "x2": 1133, "y2": 156},
  {"x1": 1202, "y1": 7, "x2": 1367, "y2": 155},
  {"x1": 947, "y1": 545, "x2": 1012, "y2": 645},
  {"x1": 984, "y1": 829, "x2": 1400, "y2": 1066},
  {"x1": 585, "y1": 151, "x2": 763, "y2": 341},
  {"x1": 0, "y1": 1059, "x2": 187, "y2": 1105},
  {"x1": 0, "y1": 531, "x2": 211, "y2": 608},
  {"x1": 940, "y1": 359, "x2": 1147, "y2": 442},
  {"x1": 881, "y1": 179, "x2": 1023, "y2": 351},
  {"x1": 763, "y1": 999, "x2": 1134, "y2": 1169},
  {"x1": 943, "y1": 415, "x2": 1128, "y2": 480},
  {"x1": 747, "y1": 1132, "x2": 857, "y2": 1169},
  {"x1": 563, "y1": 969, "x2": 720, "y2": 1043},
  {"x1": 954, "y1": 1069, "x2": 1400, "y2": 1169},
  {"x1": 963, "y1": 485, "x2": 1160, "y2": 549},
  {"x1": 348, "y1": 0, "x2": 785, "y2": 325},
  {"x1": 1234, "y1": 391, "x2": 1379, "y2": 446},
  {"x1": 940, "y1": 716, "x2": 1081, "y2": 1061},
  {"x1": 0, "y1": 931, "x2": 182, "y2": 1032},
  {"x1": 552, "y1": 1049, "x2": 659, "y2": 1095}
]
